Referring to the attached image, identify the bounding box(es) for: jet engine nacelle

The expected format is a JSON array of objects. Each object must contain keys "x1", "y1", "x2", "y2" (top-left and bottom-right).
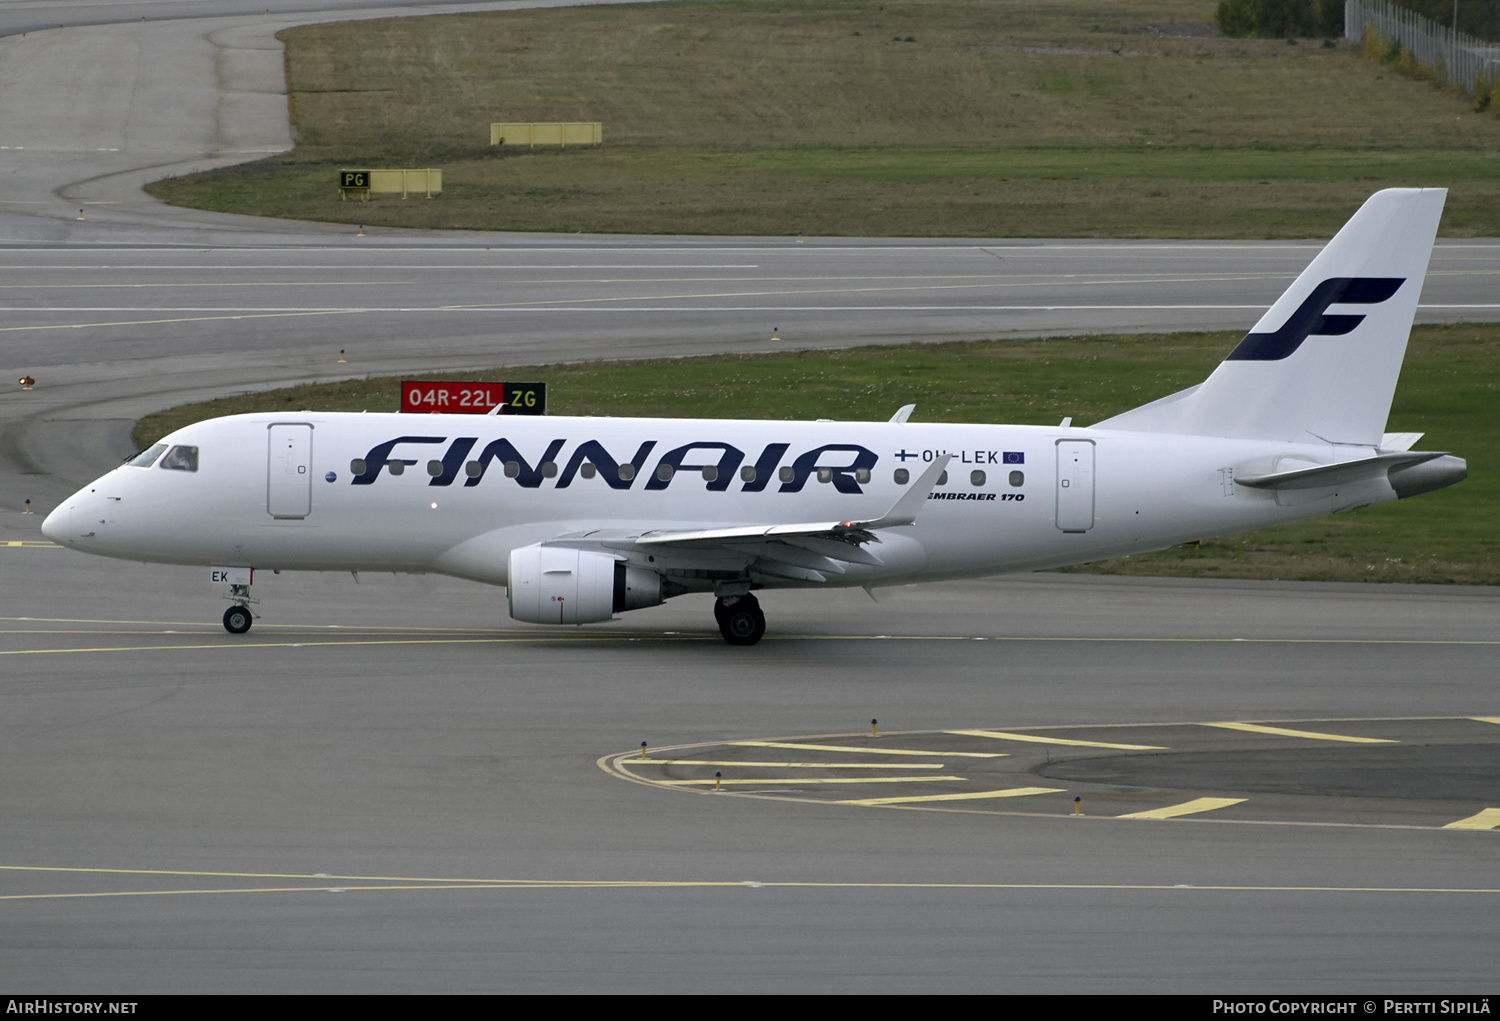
[{"x1": 507, "y1": 545, "x2": 663, "y2": 625}]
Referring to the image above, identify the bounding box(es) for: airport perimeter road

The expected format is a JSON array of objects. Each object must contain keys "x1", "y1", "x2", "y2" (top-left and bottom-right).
[{"x1": 1, "y1": 1, "x2": 1499, "y2": 995}]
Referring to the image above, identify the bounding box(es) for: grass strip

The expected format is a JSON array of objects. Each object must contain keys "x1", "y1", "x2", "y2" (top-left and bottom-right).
[{"x1": 146, "y1": 0, "x2": 1500, "y2": 238}]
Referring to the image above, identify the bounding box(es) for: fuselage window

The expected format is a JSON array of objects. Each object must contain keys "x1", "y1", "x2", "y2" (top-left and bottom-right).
[
  {"x1": 618, "y1": 463, "x2": 636, "y2": 481},
  {"x1": 937, "y1": 471, "x2": 949, "y2": 486},
  {"x1": 581, "y1": 463, "x2": 597, "y2": 480},
  {"x1": 129, "y1": 443, "x2": 167, "y2": 468},
  {"x1": 740, "y1": 465, "x2": 756, "y2": 483},
  {"x1": 816, "y1": 467, "x2": 832, "y2": 484},
  {"x1": 427, "y1": 459, "x2": 444, "y2": 477},
  {"x1": 159, "y1": 445, "x2": 199, "y2": 472},
  {"x1": 541, "y1": 461, "x2": 559, "y2": 479},
  {"x1": 701, "y1": 465, "x2": 718, "y2": 483},
  {"x1": 970, "y1": 470, "x2": 985, "y2": 487},
  {"x1": 778, "y1": 466, "x2": 795, "y2": 484},
  {"x1": 894, "y1": 468, "x2": 909, "y2": 485},
  {"x1": 855, "y1": 467, "x2": 871, "y2": 484},
  {"x1": 656, "y1": 463, "x2": 675, "y2": 482},
  {"x1": 1009, "y1": 470, "x2": 1024, "y2": 487}
]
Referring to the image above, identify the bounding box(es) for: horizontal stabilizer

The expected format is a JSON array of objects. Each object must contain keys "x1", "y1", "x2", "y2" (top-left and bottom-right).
[{"x1": 1234, "y1": 451, "x2": 1449, "y2": 491}]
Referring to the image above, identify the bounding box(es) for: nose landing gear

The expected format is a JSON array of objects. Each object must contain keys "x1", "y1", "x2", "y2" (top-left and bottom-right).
[
  {"x1": 223, "y1": 583, "x2": 255, "y2": 634},
  {"x1": 714, "y1": 593, "x2": 765, "y2": 646}
]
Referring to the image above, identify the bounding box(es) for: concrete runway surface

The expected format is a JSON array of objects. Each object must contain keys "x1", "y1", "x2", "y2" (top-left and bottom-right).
[{"x1": 1, "y1": 0, "x2": 1498, "y2": 994}]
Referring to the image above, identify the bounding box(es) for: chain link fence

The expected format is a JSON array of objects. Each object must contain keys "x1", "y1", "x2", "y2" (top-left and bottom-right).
[{"x1": 1345, "y1": 0, "x2": 1500, "y2": 92}]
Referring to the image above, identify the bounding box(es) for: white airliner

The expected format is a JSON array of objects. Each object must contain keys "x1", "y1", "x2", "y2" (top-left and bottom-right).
[{"x1": 43, "y1": 189, "x2": 1465, "y2": 644}]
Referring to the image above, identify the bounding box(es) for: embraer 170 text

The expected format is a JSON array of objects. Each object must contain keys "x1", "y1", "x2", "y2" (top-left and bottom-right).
[{"x1": 44, "y1": 190, "x2": 1466, "y2": 644}]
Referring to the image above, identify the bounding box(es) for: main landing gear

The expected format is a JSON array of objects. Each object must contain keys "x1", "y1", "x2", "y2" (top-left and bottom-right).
[
  {"x1": 714, "y1": 593, "x2": 765, "y2": 646},
  {"x1": 223, "y1": 584, "x2": 254, "y2": 634}
]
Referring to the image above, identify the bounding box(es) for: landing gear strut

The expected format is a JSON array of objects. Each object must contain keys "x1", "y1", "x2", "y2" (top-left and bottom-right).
[
  {"x1": 223, "y1": 584, "x2": 254, "y2": 634},
  {"x1": 715, "y1": 593, "x2": 765, "y2": 646}
]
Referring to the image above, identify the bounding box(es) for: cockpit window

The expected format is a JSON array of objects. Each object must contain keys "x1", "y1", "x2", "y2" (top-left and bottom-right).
[
  {"x1": 159, "y1": 445, "x2": 199, "y2": 472},
  {"x1": 128, "y1": 443, "x2": 168, "y2": 468}
]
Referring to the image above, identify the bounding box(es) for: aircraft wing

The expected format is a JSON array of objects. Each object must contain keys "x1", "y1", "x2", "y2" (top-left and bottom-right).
[
  {"x1": 541, "y1": 455, "x2": 951, "y2": 584},
  {"x1": 637, "y1": 453, "x2": 951, "y2": 546}
]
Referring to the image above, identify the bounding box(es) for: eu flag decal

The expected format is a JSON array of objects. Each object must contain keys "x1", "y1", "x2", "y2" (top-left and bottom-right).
[{"x1": 1003, "y1": 452, "x2": 1025, "y2": 464}]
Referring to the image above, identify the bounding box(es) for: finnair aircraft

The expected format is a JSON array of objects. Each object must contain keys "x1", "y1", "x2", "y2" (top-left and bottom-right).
[{"x1": 43, "y1": 189, "x2": 1465, "y2": 644}]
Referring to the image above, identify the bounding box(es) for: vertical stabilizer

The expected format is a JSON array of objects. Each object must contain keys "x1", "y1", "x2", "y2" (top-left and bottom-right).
[{"x1": 1095, "y1": 189, "x2": 1445, "y2": 445}]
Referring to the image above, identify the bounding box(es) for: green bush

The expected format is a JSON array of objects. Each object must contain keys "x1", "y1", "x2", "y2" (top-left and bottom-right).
[{"x1": 1217, "y1": 0, "x2": 1343, "y2": 38}]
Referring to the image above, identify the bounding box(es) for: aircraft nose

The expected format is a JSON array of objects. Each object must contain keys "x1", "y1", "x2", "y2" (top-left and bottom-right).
[{"x1": 40, "y1": 499, "x2": 70, "y2": 542}]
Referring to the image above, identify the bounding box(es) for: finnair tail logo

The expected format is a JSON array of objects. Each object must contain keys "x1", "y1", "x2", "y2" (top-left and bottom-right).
[{"x1": 1225, "y1": 277, "x2": 1405, "y2": 362}]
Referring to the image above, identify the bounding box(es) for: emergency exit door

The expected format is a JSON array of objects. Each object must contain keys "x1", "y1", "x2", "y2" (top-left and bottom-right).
[
  {"x1": 1055, "y1": 439, "x2": 1095, "y2": 532},
  {"x1": 268, "y1": 423, "x2": 313, "y2": 518}
]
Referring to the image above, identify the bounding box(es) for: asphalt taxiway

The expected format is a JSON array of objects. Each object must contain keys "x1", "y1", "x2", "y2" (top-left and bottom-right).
[{"x1": 1, "y1": 0, "x2": 1498, "y2": 995}]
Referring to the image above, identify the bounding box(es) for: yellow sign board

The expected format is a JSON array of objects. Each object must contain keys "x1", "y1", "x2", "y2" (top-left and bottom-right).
[
  {"x1": 339, "y1": 169, "x2": 442, "y2": 199},
  {"x1": 490, "y1": 122, "x2": 602, "y2": 147}
]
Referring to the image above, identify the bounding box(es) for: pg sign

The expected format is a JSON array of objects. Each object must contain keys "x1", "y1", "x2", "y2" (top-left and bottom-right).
[
  {"x1": 339, "y1": 170, "x2": 370, "y2": 200},
  {"x1": 400, "y1": 381, "x2": 546, "y2": 415}
]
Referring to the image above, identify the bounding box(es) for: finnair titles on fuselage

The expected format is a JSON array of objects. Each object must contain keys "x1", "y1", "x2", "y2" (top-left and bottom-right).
[{"x1": 43, "y1": 190, "x2": 1467, "y2": 644}]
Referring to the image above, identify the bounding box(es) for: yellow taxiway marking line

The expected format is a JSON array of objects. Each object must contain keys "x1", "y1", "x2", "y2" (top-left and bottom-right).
[
  {"x1": 0, "y1": 628, "x2": 502, "y2": 636},
  {"x1": 0, "y1": 884, "x2": 598, "y2": 901},
  {"x1": 948, "y1": 729, "x2": 1166, "y2": 751},
  {"x1": 0, "y1": 636, "x2": 722, "y2": 655},
  {"x1": 1117, "y1": 798, "x2": 1248, "y2": 820},
  {"x1": 6, "y1": 864, "x2": 1500, "y2": 900},
  {"x1": 0, "y1": 616, "x2": 505, "y2": 632},
  {"x1": 8, "y1": 633, "x2": 1500, "y2": 656},
  {"x1": 0, "y1": 864, "x2": 719, "y2": 884},
  {"x1": 1442, "y1": 809, "x2": 1500, "y2": 831},
  {"x1": 840, "y1": 787, "x2": 1065, "y2": 806},
  {"x1": 0, "y1": 310, "x2": 359, "y2": 333},
  {"x1": 654, "y1": 776, "x2": 967, "y2": 786},
  {"x1": 1471, "y1": 717, "x2": 1500, "y2": 726},
  {"x1": 730, "y1": 740, "x2": 1006, "y2": 758},
  {"x1": 0, "y1": 282, "x2": 401, "y2": 289},
  {"x1": 2, "y1": 541, "x2": 58, "y2": 548},
  {"x1": 1, "y1": 617, "x2": 1495, "y2": 647},
  {"x1": 623, "y1": 760, "x2": 946, "y2": 769},
  {"x1": 1201, "y1": 722, "x2": 1396, "y2": 744}
]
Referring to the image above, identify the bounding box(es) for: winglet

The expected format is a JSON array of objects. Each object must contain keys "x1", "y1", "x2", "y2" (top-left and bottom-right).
[
  {"x1": 889, "y1": 404, "x2": 915, "y2": 424},
  {"x1": 856, "y1": 454, "x2": 951, "y2": 529}
]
